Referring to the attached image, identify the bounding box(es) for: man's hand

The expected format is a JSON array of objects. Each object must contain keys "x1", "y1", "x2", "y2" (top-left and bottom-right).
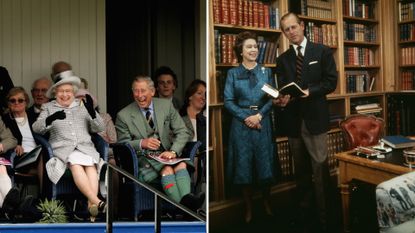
[
  {"x1": 273, "y1": 94, "x2": 291, "y2": 107},
  {"x1": 141, "y1": 138, "x2": 161, "y2": 150},
  {"x1": 300, "y1": 89, "x2": 309, "y2": 98},
  {"x1": 159, "y1": 151, "x2": 176, "y2": 160},
  {"x1": 15, "y1": 145, "x2": 24, "y2": 156}
]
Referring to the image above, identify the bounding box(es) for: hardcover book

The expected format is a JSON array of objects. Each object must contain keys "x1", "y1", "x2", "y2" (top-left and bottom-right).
[
  {"x1": 381, "y1": 135, "x2": 415, "y2": 149},
  {"x1": 261, "y1": 82, "x2": 307, "y2": 98}
]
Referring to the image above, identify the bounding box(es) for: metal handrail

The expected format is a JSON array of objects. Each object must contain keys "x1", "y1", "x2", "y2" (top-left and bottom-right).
[{"x1": 105, "y1": 163, "x2": 206, "y2": 233}]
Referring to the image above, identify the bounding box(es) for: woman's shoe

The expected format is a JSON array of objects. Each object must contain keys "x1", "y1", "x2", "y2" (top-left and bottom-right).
[
  {"x1": 88, "y1": 204, "x2": 98, "y2": 222},
  {"x1": 98, "y1": 201, "x2": 107, "y2": 213}
]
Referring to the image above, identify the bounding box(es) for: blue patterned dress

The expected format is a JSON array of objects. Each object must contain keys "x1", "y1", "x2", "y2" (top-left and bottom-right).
[{"x1": 224, "y1": 64, "x2": 276, "y2": 185}]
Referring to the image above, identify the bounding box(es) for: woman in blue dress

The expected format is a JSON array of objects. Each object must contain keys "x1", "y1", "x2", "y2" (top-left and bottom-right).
[{"x1": 224, "y1": 31, "x2": 278, "y2": 223}]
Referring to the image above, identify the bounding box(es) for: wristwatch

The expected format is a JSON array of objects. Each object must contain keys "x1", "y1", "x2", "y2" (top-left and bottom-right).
[{"x1": 170, "y1": 150, "x2": 176, "y2": 156}]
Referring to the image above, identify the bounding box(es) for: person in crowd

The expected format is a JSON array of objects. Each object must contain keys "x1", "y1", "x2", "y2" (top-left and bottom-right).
[
  {"x1": 179, "y1": 79, "x2": 206, "y2": 193},
  {"x1": 3, "y1": 87, "x2": 45, "y2": 194},
  {"x1": 0, "y1": 66, "x2": 14, "y2": 114},
  {"x1": 79, "y1": 77, "x2": 89, "y2": 89},
  {"x1": 0, "y1": 117, "x2": 19, "y2": 218},
  {"x1": 273, "y1": 12, "x2": 338, "y2": 232},
  {"x1": 32, "y1": 74, "x2": 106, "y2": 222},
  {"x1": 115, "y1": 76, "x2": 204, "y2": 211},
  {"x1": 153, "y1": 66, "x2": 181, "y2": 110},
  {"x1": 224, "y1": 31, "x2": 278, "y2": 223},
  {"x1": 27, "y1": 77, "x2": 52, "y2": 121},
  {"x1": 50, "y1": 61, "x2": 72, "y2": 81},
  {"x1": 75, "y1": 88, "x2": 120, "y2": 217}
]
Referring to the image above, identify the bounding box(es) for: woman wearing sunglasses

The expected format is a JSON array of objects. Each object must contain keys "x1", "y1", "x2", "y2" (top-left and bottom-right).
[{"x1": 1, "y1": 87, "x2": 38, "y2": 218}]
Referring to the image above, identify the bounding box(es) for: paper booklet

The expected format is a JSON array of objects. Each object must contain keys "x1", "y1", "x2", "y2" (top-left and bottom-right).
[
  {"x1": 261, "y1": 82, "x2": 306, "y2": 98},
  {"x1": 147, "y1": 153, "x2": 190, "y2": 165}
]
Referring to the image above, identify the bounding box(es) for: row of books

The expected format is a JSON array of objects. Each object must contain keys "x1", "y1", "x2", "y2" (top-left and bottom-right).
[
  {"x1": 327, "y1": 130, "x2": 344, "y2": 172},
  {"x1": 387, "y1": 95, "x2": 415, "y2": 136},
  {"x1": 212, "y1": 0, "x2": 280, "y2": 29},
  {"x1": 256, "y1": 38, "x2": 280, "y2": 64},
  {"x1": 215, "y1": 32, "x2": 237, "y2": 64},
  {"x1": 305, "y1": 22, "x2": 337, "y2": 47},
  {"x1": 399, "y1": 23, "x2": 415, "y2": 42},
  {"x1": 345, "y1": 71, "x2": 375, "y2": 93},
  {"x1": 291, "y1": 0, "x2": 334, "y2": 20},
  {"x1": 398, "y1": 1, "x2": 415, "y2": 22},
  {"x1": 401, "y1": 70, "x2": 415, "y2": 91},
  {"x1": 344, "y1": 47, "x2": 376, "y2": 66},
  {"x1": 401, "y1": 47, "x2": 415, "y2": 66},
  {"x1": 275, "y1": 129, "x2": 344, "y2": 178},
  {"x1": 343, "y1": 22, "x2": 376, "y2": 42},
  {"x1": 214, "y1": 31, "x2": 279, "y2": 65},
  {"x1": 276, "y1": 139, "x2": 293, "y2": 180},
  {"x1": 342, "y1": 0, "x2": 375, "y2": 19}
]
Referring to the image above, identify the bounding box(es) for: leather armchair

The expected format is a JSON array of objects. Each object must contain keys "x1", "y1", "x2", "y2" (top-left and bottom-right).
[{"x1": 340, "y1": 114, "x2": 385, "y2": 150}]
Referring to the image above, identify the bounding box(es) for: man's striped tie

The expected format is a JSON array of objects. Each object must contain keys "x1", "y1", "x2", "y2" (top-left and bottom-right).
[
  {"x1": 145, "y1": 109, "x2": 155, "y2": 130},
  {"x1": 296, "y1": 46, "x2": 304, "y2": 83}
]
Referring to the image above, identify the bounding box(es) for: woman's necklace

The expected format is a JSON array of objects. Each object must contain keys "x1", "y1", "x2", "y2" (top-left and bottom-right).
[
  {"x1": 242, "y1": 62, "x2": 257, "y2": 70},
  {"x1": 15, "y1": 115, "x2": 27, "y2": 127}
]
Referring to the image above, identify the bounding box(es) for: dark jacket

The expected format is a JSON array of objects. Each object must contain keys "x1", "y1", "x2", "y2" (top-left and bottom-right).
[
  {"x1": 275, "y1": 41, "x2": 338, "y2": 136},
  {"x1": 0, "y1": 67, "x2": 14, "y2": 114}
]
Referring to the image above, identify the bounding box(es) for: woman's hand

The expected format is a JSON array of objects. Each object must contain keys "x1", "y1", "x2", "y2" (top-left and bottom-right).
[
  {"x1": 83, "y1": 94, "x2": 96, "y2": 119},
  {"x1": 15, "y1": 145, "x2": 24, "y2": 156},
  {"x1": 0, "y1": 144, "x2": 4, "y2": 153},
  {"x1": 46, "y1": 110, "x2": 66, "y2": 126},
  {"x1": 244, "y1": 114, "x2": 262, "y2": 129}
]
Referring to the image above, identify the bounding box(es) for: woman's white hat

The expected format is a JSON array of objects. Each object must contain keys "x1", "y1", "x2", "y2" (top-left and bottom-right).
[{"x1": 46, "y1": 70, "x2": 81, "y2": 98}]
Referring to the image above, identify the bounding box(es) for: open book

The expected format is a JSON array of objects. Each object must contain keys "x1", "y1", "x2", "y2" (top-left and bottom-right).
[
  {"x1": 261, "y1": 82, "x2": 307, "y2": 98},
  {"x1": 147, "y1": 153, "x2": 190, "y2": 165}
]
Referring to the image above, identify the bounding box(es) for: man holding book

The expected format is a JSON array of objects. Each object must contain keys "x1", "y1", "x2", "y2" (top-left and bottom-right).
[
  {"x1": 273, "y1": 12, "x2": 338, "y2": 233},
  {"x1": 115, "y1": 76, "x2": 204, "y2": 211}
]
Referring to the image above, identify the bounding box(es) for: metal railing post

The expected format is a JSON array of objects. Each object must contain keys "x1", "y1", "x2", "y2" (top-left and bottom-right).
[
  {"x1": 155, "y1": 194, "x2": 161, "y2": 233},
  {"x1": 106, "y1": 164, "x2": 113, "y2": 233}
]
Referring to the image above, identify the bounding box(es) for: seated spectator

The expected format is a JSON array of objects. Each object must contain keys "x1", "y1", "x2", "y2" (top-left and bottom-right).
[
  {"x1": 179, "y1": 79, "x2": 206, "y2": 192},
  {"x1": 50, "y1": 61, "x2": 72, "y2": 81},
  {"x1": 115, "y1": 76, "x2": 204, "y2": 211},
  {"x1": 0, "y1": 117, "x2": 19, "y2": 218},
  {"x1": 0, "y1": 66, "x2": 14, "y2": 114},
  {"x1": 28, "y1": 77, "x2": 52, "y2": 121},
  {"x1": 153, "y1": 66, "x2": 181, "y2": 110},
  {"x1": 3, "y1": 87, "x2": 44, "y2": 192},
  {"x1": 32, "y1": 74, "x2": 106, "y2": 221}
]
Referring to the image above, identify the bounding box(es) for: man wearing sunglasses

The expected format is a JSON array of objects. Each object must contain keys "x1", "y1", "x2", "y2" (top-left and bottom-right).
[{"x1": 27, "y1": 77, "x2": 52, "y2": 121}]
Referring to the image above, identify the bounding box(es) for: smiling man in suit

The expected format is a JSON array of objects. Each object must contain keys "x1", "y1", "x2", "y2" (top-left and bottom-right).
[
  {"x1": 115, "y1": 76, "x2": 204, "y2": 211},
  {"x1": 273, "y1": 12, "x2": 338, "y2": 233}
]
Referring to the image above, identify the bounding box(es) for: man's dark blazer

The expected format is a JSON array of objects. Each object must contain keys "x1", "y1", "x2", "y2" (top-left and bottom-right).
[
  {"x1": 275, "y1": 41, "x2": 338, "y2": 137},
  {"x1": 0, "y1": 67, "x2": 14, "y2": 113}
]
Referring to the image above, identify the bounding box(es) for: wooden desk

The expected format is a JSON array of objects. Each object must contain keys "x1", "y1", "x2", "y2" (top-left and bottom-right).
[{"x1": 335, "y1": 151, "x2": 412, "y2": 232}]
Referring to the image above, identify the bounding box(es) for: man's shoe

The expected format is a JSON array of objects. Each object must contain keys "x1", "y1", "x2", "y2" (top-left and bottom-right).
[{"x1": 180, "y1": 193, "x2": 205, "y2": 212}]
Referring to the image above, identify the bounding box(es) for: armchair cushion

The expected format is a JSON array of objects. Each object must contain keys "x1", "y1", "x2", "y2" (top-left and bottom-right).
[
  {"x1": 340, "y1": 114, "x2": 384, "y2": 150},
  {"x1": 376, "y1": 171, "x2": 415, "y2": 232}
]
